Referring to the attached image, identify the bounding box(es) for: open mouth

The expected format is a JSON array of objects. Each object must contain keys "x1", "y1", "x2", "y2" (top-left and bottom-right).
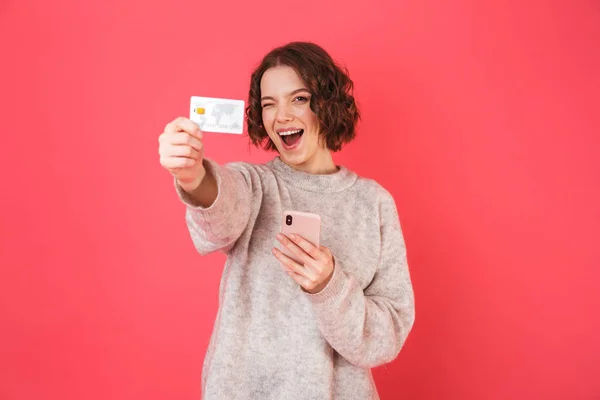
[{"x1": 278, "y1": 129, "x2": 304, "y2": 147}]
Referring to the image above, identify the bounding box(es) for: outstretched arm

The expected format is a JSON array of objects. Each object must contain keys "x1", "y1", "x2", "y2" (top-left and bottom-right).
[{"x1": 176, "y1": 159, "x2": 253, "y2": 255}]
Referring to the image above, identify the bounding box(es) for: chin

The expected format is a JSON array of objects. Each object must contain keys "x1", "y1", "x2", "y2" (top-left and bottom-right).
[
  {"x1": 270, "y1": 131, "x2": 319, "y2": 168},
  {"x1": 280, "y1": 150, "x2": 309, "y2": 166}
]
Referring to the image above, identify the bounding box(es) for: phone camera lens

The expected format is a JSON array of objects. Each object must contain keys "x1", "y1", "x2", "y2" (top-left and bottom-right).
[{"x1": 285, "y1": 215, "x2": 292, "y2": 226}]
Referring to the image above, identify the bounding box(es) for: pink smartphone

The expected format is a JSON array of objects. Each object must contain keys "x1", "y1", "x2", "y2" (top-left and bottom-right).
[{"x1": 280, "y1": 210, "x2": 321, "y2": 264}]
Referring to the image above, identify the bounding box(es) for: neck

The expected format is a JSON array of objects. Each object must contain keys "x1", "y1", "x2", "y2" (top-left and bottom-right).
[
  {"x1": 271, "y1": 155, "x2": 357, "y2": 193},
  {"x1": 289, "y1": 149, "x2": 337, "y2": 175}
]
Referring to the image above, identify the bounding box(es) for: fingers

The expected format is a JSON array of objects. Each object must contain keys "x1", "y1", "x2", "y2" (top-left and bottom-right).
[
  {"x1": 271, "y1": 248, "x2": 317, "y2": 282},
  {"x1": 287, "y1": 270, "x2": 319, "y2": 292},
  {"x1": 159, "y1": 120, "x2": 203, "y2": 153},
  {"x1": 159, "y1": 118, "x2": 205, "y2": 173},
  {"x1": 165, "y1": 117, "x2": 203, "y2": 139},
  {"x1": 276, "y1": 233, "x2": 313, "y2": 266},
  {"x1": 161, "y1": 143, "x2": 201, "y2": 159},
  {"x1": 158, "y1": 137, "x2": 202, "y2": 169},
  {"x1": 273, "y1": 234, "x2": 335, "y2": 293},
  {"x1": 286, "y1": 234, "x2": 326, "y2": 262},
  {"x1": 166, "y1": 132, "x2": 203, "y2": 152}
]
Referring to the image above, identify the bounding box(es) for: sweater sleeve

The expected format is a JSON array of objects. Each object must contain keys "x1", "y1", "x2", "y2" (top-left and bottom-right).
[
  {"x1": 306, "y1": 191, "x2": 415, "y2": 368},
  {"x1": 175, "y1": 158, "x2": 253, "y2": 255}
]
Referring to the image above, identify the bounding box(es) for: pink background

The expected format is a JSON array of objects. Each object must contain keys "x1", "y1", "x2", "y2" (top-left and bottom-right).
[{"x1": 1, "y1": 0, "x2": 599, "y2": 399}]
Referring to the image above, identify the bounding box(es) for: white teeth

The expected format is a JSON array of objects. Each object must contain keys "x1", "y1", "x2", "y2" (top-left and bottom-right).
[{"x1": 278, "y1": 129, "x2": 302, "y2": 136}]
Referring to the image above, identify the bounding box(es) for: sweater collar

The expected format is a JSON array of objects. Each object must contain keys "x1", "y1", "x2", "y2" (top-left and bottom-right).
[{"x1": 269, "y1": 157, "x2": 357, "y2": 193}]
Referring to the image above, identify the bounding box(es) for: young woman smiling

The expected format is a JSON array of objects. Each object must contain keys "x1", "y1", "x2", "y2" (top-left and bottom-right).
[{"x1": 158, "y1": 41, "x2": 415, "y2": 400}]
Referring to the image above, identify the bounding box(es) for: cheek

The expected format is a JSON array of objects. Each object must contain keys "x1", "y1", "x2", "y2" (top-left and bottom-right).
[
  {"x1": 306, "y1": 108, "x2": 319, "y2": 130},
  {"x1": 297, "y1": 106, "x2": 319, "y2": 129},
  {"x1": 262, "y1": 109, "x2": 275, "y2": 129},
  {"x1": 261, "y1": 109, "x2": 280, "y2": 142}
]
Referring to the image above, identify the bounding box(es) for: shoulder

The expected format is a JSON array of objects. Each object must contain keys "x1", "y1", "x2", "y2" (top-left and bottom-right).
[
  {"x1": 344, "y1": 169, "x2": 401, "y2": 222},
  {"x1": 347, "y1": 169, "x2": 397, "y2": 203}
]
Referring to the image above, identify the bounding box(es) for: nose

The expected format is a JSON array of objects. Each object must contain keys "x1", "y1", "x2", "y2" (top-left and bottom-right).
[{"x1": 275, "y1": 103, "x2": 293, "y2": 123}]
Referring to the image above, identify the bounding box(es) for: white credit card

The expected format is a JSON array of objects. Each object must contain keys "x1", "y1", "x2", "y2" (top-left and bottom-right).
[{"x1": 189, "y1": 96, "x2": 245, "y2": 134}]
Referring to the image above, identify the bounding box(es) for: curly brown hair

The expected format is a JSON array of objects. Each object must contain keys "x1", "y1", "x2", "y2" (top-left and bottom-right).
[{"x1": 245, "y1": 41, "x2": 360, "y2": 152}]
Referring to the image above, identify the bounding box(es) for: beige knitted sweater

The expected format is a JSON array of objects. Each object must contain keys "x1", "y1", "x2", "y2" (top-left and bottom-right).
[{"x1": 175, "y1": 156, "x2": 415, "y2": 400}]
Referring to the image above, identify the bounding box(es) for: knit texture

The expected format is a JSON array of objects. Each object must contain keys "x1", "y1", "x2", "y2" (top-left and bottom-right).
[{"x1": 175, "y1": 156, "x2": 415, "y2": 400}]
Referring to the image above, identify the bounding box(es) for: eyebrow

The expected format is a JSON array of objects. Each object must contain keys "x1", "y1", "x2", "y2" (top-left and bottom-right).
[{"x1": 261, "y1": 88, "x2": 310, "y2": 102}]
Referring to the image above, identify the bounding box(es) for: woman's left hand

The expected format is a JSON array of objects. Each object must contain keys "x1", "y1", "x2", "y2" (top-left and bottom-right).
[{"x1": 273, "y1": 233, "x2": 335, "y2": 294}]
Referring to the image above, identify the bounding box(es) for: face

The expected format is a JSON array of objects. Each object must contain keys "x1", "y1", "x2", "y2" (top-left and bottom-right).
[{"x1": 260, "y1": 66, "x2": 332, "y2": 173}]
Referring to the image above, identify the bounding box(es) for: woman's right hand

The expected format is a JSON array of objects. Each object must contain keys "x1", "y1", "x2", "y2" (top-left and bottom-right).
[{"x1": 159, "y1": 117, "x2": 206, "y2": 193}]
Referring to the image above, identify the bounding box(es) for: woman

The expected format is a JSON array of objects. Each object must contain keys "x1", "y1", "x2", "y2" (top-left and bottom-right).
[{"x1": 158, "y1": 41, "x2": 415, "y2": 400}]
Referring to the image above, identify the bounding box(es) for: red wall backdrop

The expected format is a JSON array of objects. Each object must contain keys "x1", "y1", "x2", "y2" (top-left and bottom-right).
[{"x1": 1, "y1": 0, "x2": 599, "y2": 399}]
